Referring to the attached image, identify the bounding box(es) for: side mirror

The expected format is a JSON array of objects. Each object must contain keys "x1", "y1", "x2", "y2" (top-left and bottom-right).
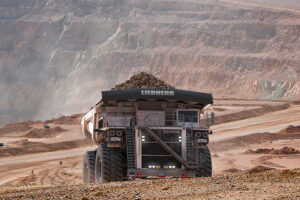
[
  {"x1": 98, "y1": 118, "x2": 103, "y2": 129},
  {"x1": 211, "y1": 112, "x2": 215, "y2": 125}
]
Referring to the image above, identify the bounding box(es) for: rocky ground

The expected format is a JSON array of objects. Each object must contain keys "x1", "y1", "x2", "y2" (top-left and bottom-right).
[{"x1": 0, "y1": 169, "x2": 299, "y2": 199}]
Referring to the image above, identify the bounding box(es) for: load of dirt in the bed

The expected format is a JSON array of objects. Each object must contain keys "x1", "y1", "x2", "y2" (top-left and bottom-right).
[
  {"x1": 279, "y1": 125, "x2": 300, "y2": 134},
  {"x1": 245, "y1": 147, "x2": 300, "y2": 155},
  {"x1": 111, "y1": 72, "x2": 175, "y2": 90},
  {"x1": 24, "y1": 127, "x2": 66, "y2": 138}
]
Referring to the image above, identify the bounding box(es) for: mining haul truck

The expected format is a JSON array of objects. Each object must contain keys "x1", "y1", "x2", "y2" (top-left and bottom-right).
[{"x1": 81, "y1": 88, "x2": 214, "y2": 183}]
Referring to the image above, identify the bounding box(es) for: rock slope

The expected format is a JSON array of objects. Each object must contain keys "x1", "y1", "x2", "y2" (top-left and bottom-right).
[{"x1": 0, "y1": 0, "x2": 299, "y2": 124}]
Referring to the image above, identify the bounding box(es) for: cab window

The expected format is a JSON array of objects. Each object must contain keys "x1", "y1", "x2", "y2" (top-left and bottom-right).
[{"x1": 178, "y1": 111, "x2": 198, "y2": 123}]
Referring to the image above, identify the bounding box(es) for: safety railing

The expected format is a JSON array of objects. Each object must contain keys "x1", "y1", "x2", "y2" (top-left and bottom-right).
[{"x1": 103, "y1": 113, "x2": 211, "y2": 129}]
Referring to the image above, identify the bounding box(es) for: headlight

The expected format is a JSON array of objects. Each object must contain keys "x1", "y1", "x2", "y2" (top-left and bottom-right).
[
  {"x1": 116, "y1": 130, "x2": 123, "y2": 136},
  {"x1": 108, "y1": 130, "x2": 115, "y2": 136},
  {"x1": 194, "y1": 131, "x2": 208, "y2": 139}
]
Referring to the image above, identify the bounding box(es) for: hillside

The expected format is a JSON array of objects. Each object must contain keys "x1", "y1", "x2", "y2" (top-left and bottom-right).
[{"x1": 0, "y1": 0, "x2": 299, "y2": 124}]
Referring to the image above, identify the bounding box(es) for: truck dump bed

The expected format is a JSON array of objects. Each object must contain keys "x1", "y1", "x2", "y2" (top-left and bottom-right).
[{"x1": 98, "y1": 88, "x2": 213, "y2": 107}]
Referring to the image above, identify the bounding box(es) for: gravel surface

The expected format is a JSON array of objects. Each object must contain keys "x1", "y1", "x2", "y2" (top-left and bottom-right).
[{"x1": 1, "y1": 169, "x2": 299, "y2": 200}]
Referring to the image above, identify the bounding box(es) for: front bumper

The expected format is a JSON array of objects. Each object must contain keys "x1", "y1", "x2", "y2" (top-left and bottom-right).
[{"x1": 128, "y1": 168, "x2": 196, "y2": 177}]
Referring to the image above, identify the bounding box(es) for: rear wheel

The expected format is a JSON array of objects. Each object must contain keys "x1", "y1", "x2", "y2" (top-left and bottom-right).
[
  {"x1": 83, "y1": 151, "x2": 96, "y2": 183},
  {"x1": 195, "y1": 147, "x2": 212, "y2": 177},
  {"x1": 95, "y1": 144, "x2": 127, "y2": 183}
]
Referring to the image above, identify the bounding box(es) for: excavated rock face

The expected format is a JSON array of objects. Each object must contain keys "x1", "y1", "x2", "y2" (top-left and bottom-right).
[
  {"x1": 111, "y1": 72, "x2": 175, "y2": 90},
  {"x1": 0, "y1": 0, "x2": 299, "y2": 125}
]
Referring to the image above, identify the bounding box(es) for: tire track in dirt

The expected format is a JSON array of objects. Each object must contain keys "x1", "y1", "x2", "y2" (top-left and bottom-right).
[
  {"x1": 40, "y1": 169, "x2": 50, "y2": 185},
  {"x1": 212, "y1": 105, "x2": 300, "y2": 141}
]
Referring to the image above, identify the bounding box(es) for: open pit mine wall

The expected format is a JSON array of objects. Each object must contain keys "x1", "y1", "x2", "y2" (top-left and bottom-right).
[{"x1": 0, "y1": 0, "x2": 299, "y2": 124}]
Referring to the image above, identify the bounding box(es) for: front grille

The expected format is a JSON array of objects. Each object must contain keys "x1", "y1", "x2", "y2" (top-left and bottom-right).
[{"x1": 141, "y1": 129, "x2": 182, "y2": 168}]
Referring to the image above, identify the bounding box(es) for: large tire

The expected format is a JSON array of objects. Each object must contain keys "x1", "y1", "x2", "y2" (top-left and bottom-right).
[
  {"x1": 195, "y1": 147, "x2": 212, "y2": 177},
  {"x1": 95, "y1": 144, "x2": 127, "y2": 183},
  {"x1": 83, "y1": 151, "x2": 96, "y2": 183}
]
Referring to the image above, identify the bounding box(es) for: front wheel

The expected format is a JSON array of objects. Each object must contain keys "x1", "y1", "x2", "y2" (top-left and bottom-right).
[
  {"x1": 195, "y1": 147, "x2": 212, "y2": 177},
  {"x1": 95, "y1": 144, "x2": 127, "y2": 183}
]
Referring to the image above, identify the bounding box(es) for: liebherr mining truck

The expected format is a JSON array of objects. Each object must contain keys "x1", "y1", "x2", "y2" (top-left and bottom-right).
[{"x1": 81, "y1": 88, "x2": 214, "y2": 183}]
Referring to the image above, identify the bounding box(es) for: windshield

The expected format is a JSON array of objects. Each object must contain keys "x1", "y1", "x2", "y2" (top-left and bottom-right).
[{"x1": 178, "y1": 110, "x2": 198, "y2": 123}]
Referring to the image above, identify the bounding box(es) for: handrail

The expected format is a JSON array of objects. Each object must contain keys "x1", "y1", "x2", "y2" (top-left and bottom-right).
[
  {"x1": 142, "y1": 127, "x2": 197, "y2": 170},
  {"x1": 104, "y1": 113, "x2": 210, "y2": 128}
]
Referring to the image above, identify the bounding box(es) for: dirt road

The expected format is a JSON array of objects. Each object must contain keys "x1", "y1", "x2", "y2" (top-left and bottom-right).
[
  {"x1": 211, "y1": 105, "x2": 300, "y2": 142},
  {"x1": 0, "y1": 146, "x2": 95, "y2": 185}
]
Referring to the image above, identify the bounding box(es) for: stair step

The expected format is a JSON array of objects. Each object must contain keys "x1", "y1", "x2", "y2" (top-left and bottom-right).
[{"x1": 126, "y1": 127, "x2": 136, "y2": 169}]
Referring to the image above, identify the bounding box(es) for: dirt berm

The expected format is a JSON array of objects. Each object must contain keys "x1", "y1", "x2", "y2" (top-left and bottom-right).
[
  {"x1": 245, "y1": 147, "x2": 300, "y2": 155},
  {"x1": 24, "y1": 127, "x2": 66, "y2": 138}
]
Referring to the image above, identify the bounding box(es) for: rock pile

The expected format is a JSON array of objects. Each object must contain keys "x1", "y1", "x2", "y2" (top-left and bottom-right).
[
  {"x1": 24, "y1": 127, "x2": 66, "y2": 138},
  {"x1": 248, "y1": 165, "x2": 274, "y2": 173},
  {"x1": 45, "y1": 114, "x2": 83, "y2": 125},
  {"x1": 272, "y1": 147, "x2": 300, "y2": 154},
  {"x1": 111, "y1": 72, "x2": 174, "y2": 90},
  {"x1": 246, "y1": 147, "x2": 300, "y2": 155},
  {"x1": 279, "y1": 125, "x2": 300, "y2": 134}
]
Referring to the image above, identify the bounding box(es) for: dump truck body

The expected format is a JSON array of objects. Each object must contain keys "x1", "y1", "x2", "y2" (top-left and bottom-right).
[{"x1": 82, "y1": 88, "x2": 214, "y2": 182}]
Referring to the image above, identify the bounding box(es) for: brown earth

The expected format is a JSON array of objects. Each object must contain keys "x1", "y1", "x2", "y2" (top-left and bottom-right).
[
  {"x1": 0, "y1": 121, "x2": 36, "y2": 136},
  {"x1": 222, "y1": 168, "x2": 242, "y2": 174},
  {"x1": 24, "y1": 127, "x2": 66, "y2": 138},
  {"x1": 3, "y1": 156, "x2": 83, "y2": 186},
  {"x1": 0, "y1": 113, "x2": 91, "y2": 158},
  {"x1": 245, "y1": 147, "x2": 300, "y2": 155},
  {"x1": 209, "y1": 132, "x2": 300, "y2": 153},
  {"x1": 214, "y1": 103, "x2": 290, "y2": 125},
  {"x1": 247, "y1": 165, "x2": 275, "y2": 173},
  {"x1": 0, "y1": 139, "x2": 93, "y2": 158},
  {"x1": 0, "y1": 169, "x2": 299, "y2": 200},
  {"x1": 0, "y1": 113, "x2": 82, "y2": 137},
  {"x1": 211, "y1": 104, "x2": 300, "y2": 141},
  {"x1": 44, "y1": 114, "x2": 84, "y2": 125},
  {"x1": 279, "y1": 125, "x2": 300, "y2": 134},
  {"x1": 9, "y1": 139, "x2": 44, "y2": 147}
]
